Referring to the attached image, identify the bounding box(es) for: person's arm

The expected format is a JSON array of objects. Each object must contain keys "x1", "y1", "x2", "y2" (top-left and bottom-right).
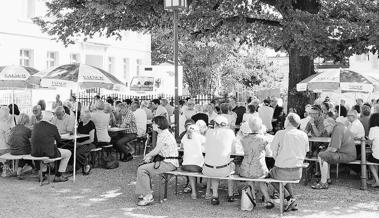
[
  {"x1": 67, "y1": 116, "x2": 76, "y2": 133},
  {"x1": 270, "y1": 132, "x2": 281, "y2": 159},
  {"x1": 54, "y1": 126, "x2": 61, "y2": 145},
  {"x1": 77, "y1": 129, "x2": 95, "y2": 146},
  {"x1": 144, "y1": 134, "x2": 165, "y2": 161},
  {"x1": 309, "y1": 118, "x2": 322, "y2": 137}
]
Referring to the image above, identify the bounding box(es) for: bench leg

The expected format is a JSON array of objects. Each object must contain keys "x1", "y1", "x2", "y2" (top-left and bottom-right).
[
  {"x1": 39, "y1": 162, "x2": 43, "y2": 186},
  {"x1": 47, "y1": 164, "x2": 51, "y2": 185},
  {"x1": 164, "y1": 174, "x2": 168, "y2": 199},
  {"x1": 158, "y1": 175, "x2": 162, "y2": 203},
  {"x1": 175, "y1": 176, "x2": 178, "y2": 195},
  {"x1": 279, "y1": 183, "x2": 284, "y2": 216},
  {"x1": 336, "y1": 163, "x2": 339, "y2": 179}
]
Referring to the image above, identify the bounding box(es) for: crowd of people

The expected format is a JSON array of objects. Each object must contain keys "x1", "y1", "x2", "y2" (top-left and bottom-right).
[{"x1": 1, "y1": 93, "x2": 379, "y2": 212}]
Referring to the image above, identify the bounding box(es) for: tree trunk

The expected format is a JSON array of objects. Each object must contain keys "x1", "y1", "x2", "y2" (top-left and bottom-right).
[{"x1": 287, "y1": 47, "x2": 315, "y2": 116}]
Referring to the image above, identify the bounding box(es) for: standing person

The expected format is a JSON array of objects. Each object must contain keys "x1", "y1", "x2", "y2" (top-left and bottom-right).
[
  {"x1": 115, "y1": 103, "x2": 137, "y2": 161},
  {"x1": 367, "y1": 113, "x2": 379, "y2": 187},
  {"x1": 0, "y1": 107, "x2": 12, "y2": 177},
  {"x1": 202, "y1": 115, "x2": 237, "y2": 205},
  {"x1": 52, "y1": 94, "x2": 63, "y2": 110},
  {"x1": 8, "y1": 113, "x2": 33, "y2": 178},
  {"x1": 270, "y1": 113, "x2": 309, "y2": 211},
  {"x1": 258, "y1": 99, "x2": 274, "y2": 132},
  {"x1": 230, "y1": 98, "x2": 246, "y2": 127},
  {"x1": 181, "y1": 124, "x2": 205, "y2": 199},
  {"x1": 239, "y1": 116, "x2": 274, "y2": 209},
  {"x1": 271, "y1": 98, "x2": 284, "y2": 133},
  {"x1": 37, "y1": 99, "x2": 46, "y2": 111},
  {"x1": 70, "y1": 95, "x2": 81, "y2": 120},
  {"x1": 135, "y1": 116, "x2": 178, "y2": 206},
  {"x1": 91, "y1": 101, "x2": 111, "y2": 147},
  {"x1": 31, "y1": 111, "x2": 72, "y2": 182},
  {"x1": 312, "y1": 116, "x2": 356, "y2": 189}
]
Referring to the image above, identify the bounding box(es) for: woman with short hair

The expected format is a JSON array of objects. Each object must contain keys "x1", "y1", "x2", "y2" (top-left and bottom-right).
[
  {"x1": 135, "y1": 116, "x2": 179, "y2": 206},
  {"x1": 91, "y1": 101, "x2": 111, "y2": 147}
]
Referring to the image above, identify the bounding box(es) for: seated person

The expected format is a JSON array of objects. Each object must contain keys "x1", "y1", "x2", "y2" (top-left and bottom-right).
[
  {"x1": 52, "y1": 106, "x2": 75, "y2": 135},
  {"x1": 181, "y1": 124, "x2": 205, "y2": 199},
  {"x1": 73, "y1": 111, "x2": 96, "y2": 175},
  {"x1": 219, "y1": 103, "x2": 236, "y2": 130},
  {"x1": 114, "y1": 103, "x2": 137, "y2": 161},
  {"x1": 135, "y1": 116, "x2": 178, "y2": 206},
  {"x1": 30, "y1": 105, "x2": 42, "y2": 126},
  {"x1": 191, "y1": 106, "x2": 209, "y2": 126},
  {"x1": 8, "y1": 113, "x2": 33, "y2": 177},
  {"x1": 305, "y1": 105, "x2": 326, "y2": 137},
  {"x1": 367, "y1": 114, "x2": 379, "y2": 187},
  {"x1": 31, "y1": 111, "x2": 72, "y2": 182},
  {"x1": 347, "y1": 109, "x2": 365, "y2": 139},
  {"x1": 239, "y1": 116, "x2": 274, "y2": 209},
  {"x1": 104, "y1": 103, "x2": 117, "y2": 127},
  {"x1": 0, "y1": 107, "x2": 12, "y2": 177},
  {"x1": 202, "y1": 115, "x2": 237, "y2": 205},
  {"x1": 312, "y1": 116, "x2": 357, "y2": 189},
  {"x1": 270, "y1": 113, "x2": 309, "y2": 211},
  {"x1": 91, "y1": 101, "x2": 111, "y2": 147},
  {"x1": 131, "y1": 101, "x2": 147, "y2": 137}
]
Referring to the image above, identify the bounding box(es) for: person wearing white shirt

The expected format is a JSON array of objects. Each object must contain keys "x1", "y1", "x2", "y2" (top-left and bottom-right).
[
  {"x1": 151, "y1": 99, "x2": 168, "y2": 120},
  {"x1": 161, "y1": 99, "x2": 174, "y2": 122},
  {"x1": 347, "y1": 109, "x2": 365, "y2": 139},
  {"x1": 52, "y1": 106, "x2": 75, "y2": 135},
  {"x1": 270, "y1": 113, "x2": 309, "y2": 211},
  {"x1": 183, "y1": 99, "x2": 197, "y2": 120},
  {"x1": 91, "y1": 101, "x2": 111, "y2": 145},
  {"x1": 258, "y1": 99, "x2": 274, "y2": 131},
  {"x1": 131, "y1": 101, "x2": 147, "y2": 137},
  {"x1": 299, "y1": 104, "x2": 312, "y2": 131},
  {"x1": 181, "y1": 124, "x2": 205, "y2": 199}
]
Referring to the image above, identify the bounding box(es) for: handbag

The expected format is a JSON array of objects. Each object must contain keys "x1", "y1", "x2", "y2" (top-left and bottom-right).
[{"x1": 240, "y1": 186, "x2": 256, "y2": 211}]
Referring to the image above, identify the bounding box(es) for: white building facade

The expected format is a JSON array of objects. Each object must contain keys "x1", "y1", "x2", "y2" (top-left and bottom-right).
[{"x1": 0, "y1": 0, "x2": 151, "y2": 84}]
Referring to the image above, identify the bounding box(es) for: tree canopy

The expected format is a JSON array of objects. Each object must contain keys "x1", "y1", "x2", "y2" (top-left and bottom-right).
[{"x1": 35, "y1": 0, "x2": 379, "y2": 110}]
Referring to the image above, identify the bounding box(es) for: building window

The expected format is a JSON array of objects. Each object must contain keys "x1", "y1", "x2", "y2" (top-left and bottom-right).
[
  {"x1": 70, "y1": 53, "x2": 80, "y2": 64},
  {"x1": 123, "y1": 58, "x2": 130, "y2": 80},
  {"x1": 19, "y1": 49, "x2": 33, "y2": 67},
  {"x1": 46, "y1": 51, "x2": 58, "y2": 68},
  {"x1": 108, "y1": 57, "x2": 115, "y2": 74},
  {"x1": 20, "y1": 0, "x2": 36, "y2": 20},
  {"x1": 136, "y1": 59, "x2": 143, "y2": 75}
]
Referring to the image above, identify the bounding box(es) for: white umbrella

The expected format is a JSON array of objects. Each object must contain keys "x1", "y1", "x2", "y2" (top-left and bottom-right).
[{"x1": 40, "y1": 64, "x2": 126, "y2": 181}]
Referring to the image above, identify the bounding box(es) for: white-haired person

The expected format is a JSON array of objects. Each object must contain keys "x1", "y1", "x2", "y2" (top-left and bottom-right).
[
  {"x1": 270, "y1": 113, "x2": 309, "y2": 211},
  {"x1": 181, "y1": 123, "x2": 206, "y2": 199},
  {"x1": 91, "y1": 101, "x2": 111, "y2": 148},
  {"x1": 31, "y1": 111, "x2": 72, "y2": 182},
  {"x1": 141, "y1": 100, "x2": 154, "y2": 120},
  {"x1": 8, "y1": 113, "x2": 33, "y2": 178},
  {"x1": 30, "y1": 105, "x2": 42, "y2": 126},
  {"x1": 239, "y1": 116, "x2": 274, "y2": 209},
  {"x1": 74, "y1": 110, "x2": 96, "y2": 175},
  {"x1": 203, "y1": 115, "x2": 237, "y2": 205},
  {"x1": 52, "y1": 106, "x2": 75, "y2": 135},
  {"x1": 0, "y1": 107, "x2": 12, "y2": 177}
]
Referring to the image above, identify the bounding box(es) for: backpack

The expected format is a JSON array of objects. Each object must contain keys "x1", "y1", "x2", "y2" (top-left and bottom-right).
[{"x1": 102, "y1": 155, "x2": 119, "y2": 169}]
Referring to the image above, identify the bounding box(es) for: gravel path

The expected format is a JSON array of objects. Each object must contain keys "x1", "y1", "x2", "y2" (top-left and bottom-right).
[{"x1": 1, "y1": 157, "x2": 379, "y2": 218}]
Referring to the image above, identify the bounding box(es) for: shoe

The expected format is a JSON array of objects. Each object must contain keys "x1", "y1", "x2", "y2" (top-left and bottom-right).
[
  {"x1": 137, "y1": 195, "x2": 154, "y2": 206},
  {"x1": 211, "y1": 197, "x2": 220, "y2": 205},
  {"x1": 284, "y1": 198, "x2": 297, "y2": 211},
  {"x1": 271, "y1": 191, "x2": 279, "y2": 199},
  {"x1": 21, "y1": 165, "x2": 33, "y2": 174},
  {"x1": 53, "y1": 176, "x2": 69, "y2": 183},
  {"x1": 122, "y1": 155, "x2": 133, "y2": 162},
  {"x1": 327, "y1": 179, "x2": 332, "y2": 184},
  {"x1": 227, "y1": 196, "x2": 237, "y2": 202},
  {"x1": 183, "y1": 185, "x2": 192, "y2": 193},
  {"x1": 137, "y1": 195, "x2": 144, "y2": 200},
  {"x1": 264, "y1": 200, "x2": 275, "y2": 209},
  {"x1": 191, "y1": 193, "x2": 197, "y2": 199},
  {"x1": 311, "y1": 182, "x2": 328, "y2": 189},
  {"x1": 82, "y1": 165, "x2": 91, "y2": 175}
]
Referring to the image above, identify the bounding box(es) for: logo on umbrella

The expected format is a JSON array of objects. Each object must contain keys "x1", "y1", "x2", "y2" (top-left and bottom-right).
[
  {"x1": 4, "y1": 74, "x2": 26, "y2": 79},
  {"x1": 51, "y1": 81, "x2": 67, "y2": 87},
  {"x1": 83, "y1": 75, "x2": 104, "y2": 81}
]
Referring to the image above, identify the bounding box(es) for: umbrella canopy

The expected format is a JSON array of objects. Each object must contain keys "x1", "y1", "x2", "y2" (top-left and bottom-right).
[
  {"x1": 296, "y1": 69, "x2": 378, "y2": 93},
  {"x1": 0, "y1": 65, "x2": 40, "y2": 89},
  {"x1": 40, "y1": 64, "x2": 126, "y2": 91}
]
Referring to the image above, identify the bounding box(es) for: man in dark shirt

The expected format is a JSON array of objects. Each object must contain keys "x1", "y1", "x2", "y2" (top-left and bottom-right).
[
  {"x1": 271, "y1": 98, "x2": 284, "y2": 133},
  {"x1": 231, "y1": 99, "x2": 246, "y2": 127},
  {"x1": 31, "y1": 111, "x2": 71, "y2": 182}
]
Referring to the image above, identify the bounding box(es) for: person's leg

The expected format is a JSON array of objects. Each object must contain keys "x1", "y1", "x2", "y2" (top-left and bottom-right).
[
  {"x1": 188, "y1": 176, "x2": 197, "y2": 198},
  {"x1": 205, "y1": 179, "x2": 212, "y2": 199},
  {"x1": 211, "y1": 179, "x2": 219, "y2": 198},
  {"x1": 116, "y1": 134, "x2": 135, "y2": 160},
  {"x1": 369, "y1": 165, "x2": 379, "y2": 187},
  {"x1": 319, "y1": 157, "x2": 329, "y2": 184},
  {"x1": 227, "y1": 180, "x2": 235, "y2": 200},
  {"x1": 56, "y1": 148, "x2": 72, "y2": 176}
]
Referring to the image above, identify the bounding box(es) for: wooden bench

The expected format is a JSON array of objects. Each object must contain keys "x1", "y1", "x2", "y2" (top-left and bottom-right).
[
  {"x1": 0, "y1": 153, "x2": 25, "y2": 175},
  {"x1": 21, "y1": 155, "x2": 62, "y2": 186},
  {"x1": 159, "y1": 169, "x2": 300, "y2": 216}
]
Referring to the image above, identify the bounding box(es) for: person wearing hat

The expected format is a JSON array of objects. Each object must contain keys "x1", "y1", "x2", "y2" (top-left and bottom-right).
[
  {"x1": 270, "y1": 113, "x2": 309, "y2": 211},
  {"x1": 239, "y1": 116, "x2": 274, "y2": 209},
  {"x1": 202, "y1": 115, "x2": 237, "y2": 205},
  {"x1": 31, "y1": 111, "x2": 72, "y2": 182}
]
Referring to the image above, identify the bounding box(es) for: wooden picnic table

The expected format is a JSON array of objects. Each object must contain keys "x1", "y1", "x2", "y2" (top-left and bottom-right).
[
  {"x1": 108, "y1": 127, "x2": 127, "y2": 132},
  {"x1": 60, "y1": 133, "x2": 89, "y2": 141}
]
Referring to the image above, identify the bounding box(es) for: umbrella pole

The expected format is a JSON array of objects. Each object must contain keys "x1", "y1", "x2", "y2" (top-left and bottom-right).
[
  {"x1": 12, "y1": 89, "x2": 15, "y2": 124},
  {"x1": 73, "y1": 84, "x2": 79, "y2": 182}
]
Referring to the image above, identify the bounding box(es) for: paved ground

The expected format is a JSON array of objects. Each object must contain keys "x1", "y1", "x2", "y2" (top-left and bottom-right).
[{"x1": 1, "y1": 157, "x2": 379, "y2": 218}]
